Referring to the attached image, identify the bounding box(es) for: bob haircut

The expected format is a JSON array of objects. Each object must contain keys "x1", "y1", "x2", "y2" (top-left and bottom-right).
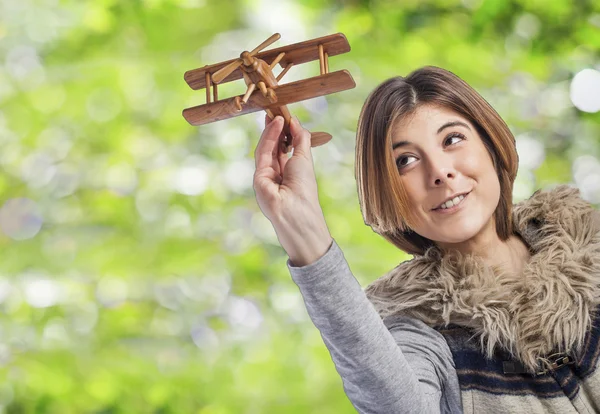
[{"x1": 355, "y1": 66, "x2": 519, "y2": 256}]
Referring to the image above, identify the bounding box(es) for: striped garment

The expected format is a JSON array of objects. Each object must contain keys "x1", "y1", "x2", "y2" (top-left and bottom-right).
[
  {"x1": 436, "y1": 312, "x2": 600, "y2": 413},
  {"x1": 365, "y1": 184, "x2": 600, "y2": 413}
]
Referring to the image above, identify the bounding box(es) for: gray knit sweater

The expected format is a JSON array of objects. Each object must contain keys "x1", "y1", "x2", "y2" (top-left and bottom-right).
[{"x1": 287, "y1": 239, "x2": 463, "y2": 413}]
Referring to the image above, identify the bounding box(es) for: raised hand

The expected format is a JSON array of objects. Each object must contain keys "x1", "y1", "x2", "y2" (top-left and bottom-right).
[{"x1": 253, "y1": 116, "x2": 333, "y2": 266}]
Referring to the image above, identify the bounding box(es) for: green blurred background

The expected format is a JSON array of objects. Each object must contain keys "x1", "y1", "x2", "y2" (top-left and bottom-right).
[{"x1": 0, "y1": 0, "x2": 599, "y2": 412}]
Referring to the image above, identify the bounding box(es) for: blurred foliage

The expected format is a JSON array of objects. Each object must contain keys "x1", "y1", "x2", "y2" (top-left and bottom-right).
[{"x1": 0, "y1": 0, "x2": 599, "y2": 412}]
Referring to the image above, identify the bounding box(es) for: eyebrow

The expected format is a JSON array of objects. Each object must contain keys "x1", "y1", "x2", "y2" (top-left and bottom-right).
[{"x1": 392, "y1": 121, "x2": 471, "y2": 150}]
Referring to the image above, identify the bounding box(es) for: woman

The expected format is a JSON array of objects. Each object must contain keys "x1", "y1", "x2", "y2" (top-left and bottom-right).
[{"x1": 252, "y1": 66, "x2": 600, "y2": 413}]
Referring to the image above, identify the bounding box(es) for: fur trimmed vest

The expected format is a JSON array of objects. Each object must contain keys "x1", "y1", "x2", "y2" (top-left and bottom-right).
[{"x1": 365, "y1": 185, "x2": 600, "y2": 413}]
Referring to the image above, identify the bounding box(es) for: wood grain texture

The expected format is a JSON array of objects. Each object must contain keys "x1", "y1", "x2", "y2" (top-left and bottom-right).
[
  {"x1": 210, "y1": 58, "x2": 243, "y2": 84},
  {"x1": 250, "y1": 33, "x2": 281, "y2": 56},
  {"x1": 205, "y1": 72, "x2": 211, "y2": 103},
  {"x1": 182, "y1": 70, "x2": 355, "y2": 126},
  {"x1": 319, "y1": 44, "x2": 325, "y2": 75},
  {"x1": 269, "y1": 52, "x2": 285, "y2": 69},
  {"x1": 309, "y1": 132, "x2": 332, "y2": 147},
  {"x1": 183, "y1": 33, "x2": 351, "y2": 90},
  {"x1": 245, "y1": 59, "x2": 279, "y2": 89}
]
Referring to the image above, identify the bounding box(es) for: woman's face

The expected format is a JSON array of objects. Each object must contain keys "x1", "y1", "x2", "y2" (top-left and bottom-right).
[{"x1": 391, "y1": 104, "x2": 501, "y2": 247}]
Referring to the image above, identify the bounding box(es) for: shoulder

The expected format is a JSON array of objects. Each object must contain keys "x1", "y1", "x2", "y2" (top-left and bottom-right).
[
  {"x1": 513, "y1": 184, "x2": 596, "y2": 224},
  {"x1": 363, "y1": 248, "x2": 443, "y2": 325},
  {"x1": 365, "y1": 249, "x2": 440, "y2": 296},
  {"x1": 512, "y1": 184, "x2": 600, "y2": 243}
]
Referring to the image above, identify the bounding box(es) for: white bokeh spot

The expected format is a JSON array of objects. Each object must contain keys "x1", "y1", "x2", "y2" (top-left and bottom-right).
[{"x1": 570, "y1": 69, "x2": 600, "y2": 113}]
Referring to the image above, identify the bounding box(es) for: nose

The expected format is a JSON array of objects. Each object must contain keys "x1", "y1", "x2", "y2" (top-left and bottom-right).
[
  {"x1": 434, "y1": 171, "x2": 455, "y2": 185},
  {"x1": 428, "y1": 154, "x2": 457, "y2": 186}
]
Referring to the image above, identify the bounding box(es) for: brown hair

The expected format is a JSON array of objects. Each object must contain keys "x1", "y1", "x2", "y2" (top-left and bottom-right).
[{"x1": 355, "y1": 66, "x2": 519, "y2": 255}]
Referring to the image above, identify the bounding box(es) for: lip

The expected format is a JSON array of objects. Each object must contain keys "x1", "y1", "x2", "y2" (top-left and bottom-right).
[{"x1": 432, "y1": 191, "x2": 470, "y2": 214}]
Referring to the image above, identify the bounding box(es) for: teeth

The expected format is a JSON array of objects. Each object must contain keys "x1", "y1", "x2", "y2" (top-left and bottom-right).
[{"x1": 438, "y1": 194, "x2": 465, "y2": 210}]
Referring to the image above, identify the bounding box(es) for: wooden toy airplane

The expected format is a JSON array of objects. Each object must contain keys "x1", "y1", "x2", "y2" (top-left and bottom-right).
[{"x1": 182, "y1": 33, "x2": 356, "y2": 152}]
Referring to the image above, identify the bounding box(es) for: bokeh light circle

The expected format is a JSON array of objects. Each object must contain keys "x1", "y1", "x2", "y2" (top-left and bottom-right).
[
  {"x1": 0, "y1": 198, "x2": 43, "y2": 240},
  {"x1": 570, "y1": 69, "x2": 600, "y2": 113}
]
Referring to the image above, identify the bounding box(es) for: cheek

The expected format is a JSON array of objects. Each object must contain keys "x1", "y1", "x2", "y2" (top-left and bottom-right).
[
  {"x1": 401, "y1": 176, "x2": 427, "y2": 206},
  {"x1": 459, "y1": 148, "x2": 497, "y2": 178},
  {"x1": 463, "y1": 149, "x2": 501, "y2": 204},
  {"x1": 458, "y1": 152, "x2": 480, "y2": 172}
]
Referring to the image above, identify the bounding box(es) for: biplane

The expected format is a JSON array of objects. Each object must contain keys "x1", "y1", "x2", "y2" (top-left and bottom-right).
[{"x1": 182, "y1": 33, "x2": 356, "y2": 152}]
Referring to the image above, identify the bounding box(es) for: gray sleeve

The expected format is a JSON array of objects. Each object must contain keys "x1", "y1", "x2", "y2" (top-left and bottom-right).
[
  {"x1": 287, "y1": 239, "x2": 460, "y2": 414},
  {"x1": 384, "y1": 316, "x2": 462, "y2": 414}
]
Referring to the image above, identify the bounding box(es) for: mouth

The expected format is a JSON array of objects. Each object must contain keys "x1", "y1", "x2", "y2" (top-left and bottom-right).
[{"x1": 432, "y1": 191, "x2": 471, "y2": 212}]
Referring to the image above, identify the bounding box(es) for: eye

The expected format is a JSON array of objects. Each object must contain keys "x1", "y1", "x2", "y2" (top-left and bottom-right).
[
  {"x1": 444, "y1": 132, "x2": 466, "y2": 146},
  {"x1": 396, "y1": 154, "x2": 417, "y2": 169}
]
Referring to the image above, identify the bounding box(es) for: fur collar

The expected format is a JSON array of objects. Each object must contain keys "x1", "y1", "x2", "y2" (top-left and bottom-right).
[{"x1": 365, "y1": 185, "x2": 600, "y2": 374}]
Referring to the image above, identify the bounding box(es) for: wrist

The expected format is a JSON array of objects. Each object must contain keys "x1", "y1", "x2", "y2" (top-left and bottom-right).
[
  {"x1": 272, "y1": 214, "x2": 333, "y2": 267},
  {"x1": 287, "y1": 234, "x2": 333, "y2": 267}
]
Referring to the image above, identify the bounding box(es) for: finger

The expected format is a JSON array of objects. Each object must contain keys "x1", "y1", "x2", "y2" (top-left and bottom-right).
[
  {"x1": 264, "y1": 114, "x2": 286, "y2": 154},
  {"x1": 264, "y1": 113, "x2": 274, "y2": 127},
  {"x1": 255, "y1": 116, "x2": 284, "y2": 170},
  {"x1": 264, "y1": 114, "x2": 287, "y2": 174},
  {"x1": 266, "y1": 115, "x2": 288, "y2": 161},
  {"x1": 289, "y1": 117, "x2": 312, "y2": 158}
]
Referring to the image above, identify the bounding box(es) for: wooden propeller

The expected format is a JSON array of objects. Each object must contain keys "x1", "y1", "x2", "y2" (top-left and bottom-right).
[{"x1": 211, "y1": 33, "x2": 281, "y2": 84}]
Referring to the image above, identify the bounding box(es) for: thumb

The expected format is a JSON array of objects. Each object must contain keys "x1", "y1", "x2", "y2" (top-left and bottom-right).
[{"x1": 289, "y1": 117, "x2": 312, "y2": 158}]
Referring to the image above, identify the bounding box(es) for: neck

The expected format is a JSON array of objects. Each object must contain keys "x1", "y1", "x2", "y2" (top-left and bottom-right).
[{"x1": 436, "y1": 219, "x2": 531, "y2": 275}]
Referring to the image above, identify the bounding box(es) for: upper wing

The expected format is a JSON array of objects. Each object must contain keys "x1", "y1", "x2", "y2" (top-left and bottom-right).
[
  {"x1": 183, "y1": 33, "x2": 351, "y2": 91},
  {"x1": 182, "y1": 70, "x2": 355, "y2": 126}
]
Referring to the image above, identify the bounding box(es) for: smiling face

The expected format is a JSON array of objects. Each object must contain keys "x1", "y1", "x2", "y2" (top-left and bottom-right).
[{"x1": 391, "y1": 104, "x2": 501, "y2": 248}]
